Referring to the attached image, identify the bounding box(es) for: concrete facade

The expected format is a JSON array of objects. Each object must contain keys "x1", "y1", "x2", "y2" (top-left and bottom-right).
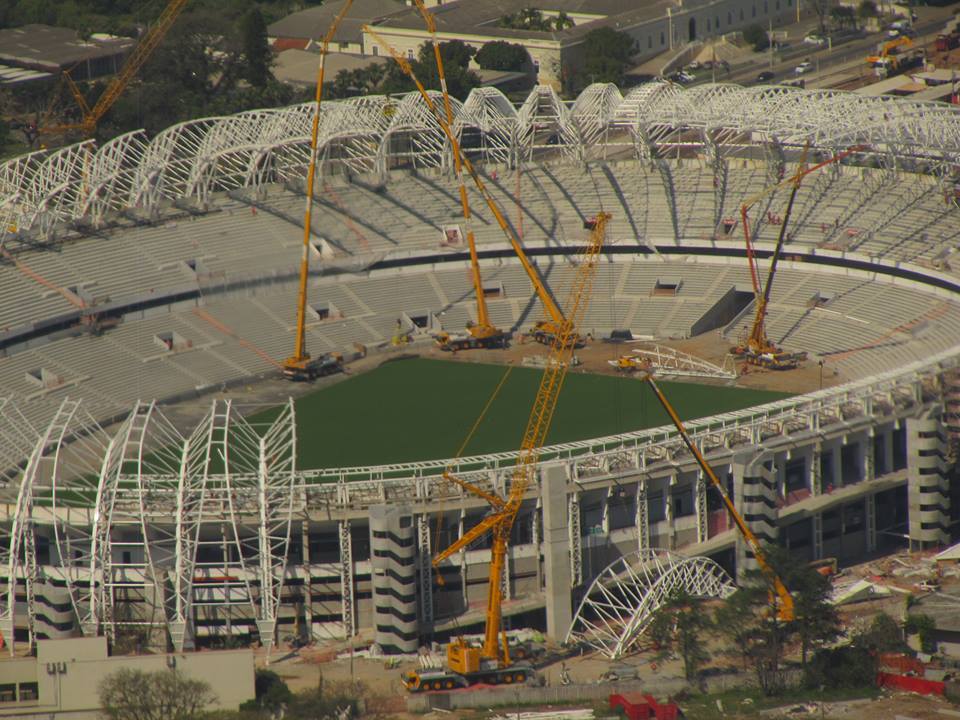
[
  {"x1": 0, "y1": 637, "x2": 253, "y2": 719},
  {"x1": 369, "y1": 504, "x2": 418, "y2": 653},
  {"x1": 4, "y1": 381, "x2": 951, "y2": 656},
  {"x1": 364, "y1": 0, "x2": 801, "y2": 89}
]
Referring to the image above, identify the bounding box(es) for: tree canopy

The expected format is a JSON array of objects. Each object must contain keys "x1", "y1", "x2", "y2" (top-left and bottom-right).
[
  {"x1": 475, "y1": 41, "x2": 531, "y2": 72},
  {"x1": 577, "y1": 27, "x2": 634, "y2": 88},
  {"x1": 743, "y1": 23, "x2": 770, "y2": 51},
  {"x1": 649, "y1": 589, "x2": 714, "y2": 683},
  {"x1": 328, "y1": 40, "x2": 480, "y2": 101},
  {"x1": 92, "y1": 5, "x2": 301, "y2": 140},
  {"x1": 98, "y1": 668, "x2": 216, "y2": 720},
  {"x1": 715, "y1": 545, "x2": 841, "y2": 696},
  {"x1": 499, "y1": 8, "x2": 574, "y2": 32}
]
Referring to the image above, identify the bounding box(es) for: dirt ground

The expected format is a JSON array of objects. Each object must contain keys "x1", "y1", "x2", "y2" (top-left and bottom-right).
[
  {"x1": 413, "y1": 329, "x2": 844, "y2": 396},
  {"x1": 255, "y1": 641, "x2": 960, "y2": 719}
]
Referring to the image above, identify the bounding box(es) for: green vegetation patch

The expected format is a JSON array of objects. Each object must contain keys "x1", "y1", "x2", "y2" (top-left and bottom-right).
[{"x1": 277, "y1": 357, "x2": 789, "y2": 469}]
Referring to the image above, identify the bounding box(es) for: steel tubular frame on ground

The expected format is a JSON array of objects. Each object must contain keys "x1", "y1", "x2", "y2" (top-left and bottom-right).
[{"x1": 565, "y1": 548, "x2": 736, "y2": 659}]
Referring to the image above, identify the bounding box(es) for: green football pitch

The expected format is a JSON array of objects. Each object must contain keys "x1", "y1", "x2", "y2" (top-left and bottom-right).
[{"x1": 268, "y1": 357, "x2": 789, "y2": 470}]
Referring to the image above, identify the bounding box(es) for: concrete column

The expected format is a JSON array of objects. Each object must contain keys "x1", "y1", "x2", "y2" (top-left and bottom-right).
[
  {"x1": 301, "y1": 522, "x2": 312, "y2": 643},
  {"x1": 695, "y1": 472, "x2": 708, "y2": 544},
  {"x1": 866, "y1": 494, "x2": 878, "y2": 553},
  {"x1": 636, "y1": 482, "x2": 649, "y2": 552},
  {"x1": 664, "y1": 473, "x2": 676, "y2": 550},
  {"x1": 733, "y1": 449, "x2": 779, "y2": 583},
  {"x1": 822, "y1": 442, "x2": 840, "y2": 492},
  {"x1": 883, "y1": 426, "x2": 895, "y2": 476},
  {"x1": 906, "y1": 414, "x2": 951, "y2": 549},
  {"x1": 811, "y1": 444, "x2": 822, "y2": 496},
  {"x1": 369, "y1": 504, "x2": 417, "y2": 654},
  {"x1": 541, "y1": 463, "x2": 573, "y2": 642},
  {"x1": 812, "y1": 512, "x2": 824, "y2": 560}
]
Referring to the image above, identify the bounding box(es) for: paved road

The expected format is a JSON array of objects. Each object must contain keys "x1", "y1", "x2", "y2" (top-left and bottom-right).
[{"x1": 693, "y1": 5, "x2": 959, "y2": 89}]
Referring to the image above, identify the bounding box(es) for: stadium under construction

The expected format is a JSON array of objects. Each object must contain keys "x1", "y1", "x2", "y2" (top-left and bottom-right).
[{"x1": 1, "y1": 82, "x2": 959, "y2": 658}]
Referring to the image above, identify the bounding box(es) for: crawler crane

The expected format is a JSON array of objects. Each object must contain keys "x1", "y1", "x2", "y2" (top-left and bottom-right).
[
  {"x1": 733, "y1": 145, "x2": 863, "y2": 369},
  {"x1": 404, "y1": 214, "x2": 610, "y2": 692},
  {"x1": 368, "y1": 28, "x2": 611, "y2": 692},
  {"x1": 636, "y1": 369, "x2": 795, "y2": 621},
  {"x1": 366, "y1": 26, "x2": 585, "y2": 349},
  {"x1": 411, "y1": 0, "x2": 509, "y2": 352},
  {"x1": 282, "y1": 1, "x2": 355, "y2": 381}
]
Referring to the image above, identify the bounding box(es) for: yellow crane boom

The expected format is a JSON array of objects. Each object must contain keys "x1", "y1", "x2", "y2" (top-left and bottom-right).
[
  {"x1": 735, "y1": 144, "x2": 865, "y2": 368},
  {"x1": 431, "y1": 213, "x2": 610, "y2": 674},
  {"x1": 282, "y1": 0, "x2": 355, "y2": 381},
  {"x1": 411, "y1": 0, "x2": 506, "y2": 351},
  {"x1": 42, "y1": 0, "x2": 189, "y2": 137},
  {"x1": 636, "y1": 370, "x2": 795, "y2": 621},
  {"x1": 365, "y1": 25, "x2": 572, "y2": 346},
  {"x1": 370, "y1": 23, "x2": 611, "y2": 688}
]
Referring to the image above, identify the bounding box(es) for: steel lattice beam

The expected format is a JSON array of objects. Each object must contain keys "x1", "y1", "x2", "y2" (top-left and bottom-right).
[{"x1": 566, "y1": 548, "x2": 736, "y2": 659}]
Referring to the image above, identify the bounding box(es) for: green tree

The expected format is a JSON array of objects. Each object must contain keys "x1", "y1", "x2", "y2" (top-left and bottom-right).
[
  {"x1": 499, "y1": 8, "x2": 552, "y2": 31},
  {"x1": 12, "y1": 0, "x2": 57, "y2": 25},
  {"x1": 715, "y1": 580, "x2": 791, "y2": 695},
  {"x1": 239, "y1": 7, "x2": 272, "y2": 87},
  {"x1": 743, "y1": 23, "x2": 770, "y2": 52},
  {"x1": 831, "y1": 5, "x2": 857, "y2": 30},
  {"x1": 717, "y1": 546, "x2": 846, "y2": 694},
  {"x1": 906, "y1": 613, "x2": 937, "y2": 654},
  {"x1": 475, "y1": 41, "x2": 531, "y2": 72},
  {"x1": 240, "y1": 669, "x2": 292, "y2": 713},
  {"x1": 807, "y1": 645, "x2": 878, "y2": 689},
  {"x1": 858, "y1": 0, "x2": 879, "y2": 18},
  {"x1": 411, "y1": 40, "x2": 480, "y2": 99},
  {"x1": 0, "y1": 119, "x2": 10, "y2": 156},
  {"x1": 328, "y1": 62, "x2": 387, "y2": 99},
  {"x1": 649, "y1": 589, "x2": 713, "y2": 682},
  {"x1": 553, "y1": 11, "x2": 575, "y2": 30},
  {"x1": 784, "y1": 557, "x2": 841, "y2": 668},
  {"x1": 98, "y1": 668, "x2": 217, "y2": 720},
  {"x1": 579, "y1": 26, "x2": 634, "y2": 87},
  {"x1": 854, "y1": 612, "x2": 909, "y2": 654}
]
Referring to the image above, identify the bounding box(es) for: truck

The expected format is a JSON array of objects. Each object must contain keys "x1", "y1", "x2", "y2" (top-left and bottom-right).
[
  {"x1": 433, "y1": 324, "x2": 510, "y2": 352},
  {"x1": 936, "y1": 33, "x2": 959, "y2": 52},
  {"x1": 401, "y1": 641, "x2": 534, "y2": 692},
  {"x1": 281, "y1": 352, "x2": 342, "y2": 381}
]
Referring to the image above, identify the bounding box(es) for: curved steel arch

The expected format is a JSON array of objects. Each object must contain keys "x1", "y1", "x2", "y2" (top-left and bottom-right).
[
  {"x1": 566, "y1": 548, "x2": 736, "y2": 659},
  {"x1": 571, "y1": 83, "x2": 624, "y2": 149},
  {"x1": 5, "y1": 82, "x2": 960, "y2": 241},
  {"x1": 457, "y1": 86, "x2": 517, "y2": 166}
]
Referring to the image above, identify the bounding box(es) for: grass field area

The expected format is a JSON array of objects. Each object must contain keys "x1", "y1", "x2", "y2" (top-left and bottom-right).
[{"x1": 277, "y1": 358, "x2": 789, "y2": 470}]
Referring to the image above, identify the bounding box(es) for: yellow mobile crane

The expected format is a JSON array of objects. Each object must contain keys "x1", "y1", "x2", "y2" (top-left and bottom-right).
[
  {"x1": 404, "y1": 214, "x2": 610, "y2": 692},
  {"x1": 282, "y1": 1, "x2": 355, "y2": 381},
  {"x1": 411, "y1": 0, "x2": 509, "y2": 352},
  {"x1": 636, "y1": 369, "x2": 795, "y2": 621},
  {"x1": 365, "y1": 26, "x2": 583, "y2": 349},
  {"x1": 367, "y1": 27, "x2": 611, "y2": 691},
  {"x1": 733, "y1": 144, "x2": 864, "y2": 370},
  {"x1": 41, "y1": 0, "x2": 189, "y2": 138}
]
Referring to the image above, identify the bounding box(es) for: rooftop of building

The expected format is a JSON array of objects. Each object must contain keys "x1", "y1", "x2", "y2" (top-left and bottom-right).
[
  {"x1": 273, "y1": 48, "x2": 389, "y2": 86},
  {"x1": 267, "y1": 0, "x2": 409, "y2": 43},
  {"x1": 370, "y1": 0, "x2": 686, "y2": 43},
  {"x1": 0, "y1": 24, "x2": 134, "y2": 70}
]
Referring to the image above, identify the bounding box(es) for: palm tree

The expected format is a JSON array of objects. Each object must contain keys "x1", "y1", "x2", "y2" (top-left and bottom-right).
[{"x1": 553, "y1": 11, "x2": 575, "y2": 30}]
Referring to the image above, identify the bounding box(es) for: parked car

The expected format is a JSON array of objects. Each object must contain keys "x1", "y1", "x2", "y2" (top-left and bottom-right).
[
  {"x1": 804, "y1": 33, "x2": 827, "y2": 46},
  {"x1": 756, "y1": 70, "x2": 775, "y2": 82},
  {"x1": 794, "y1": 60, "x2": 813, "y2": 74}
]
